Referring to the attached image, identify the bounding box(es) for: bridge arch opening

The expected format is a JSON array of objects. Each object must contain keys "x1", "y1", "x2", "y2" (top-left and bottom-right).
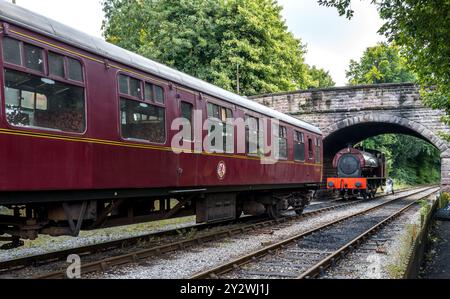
[{"x1": 322, "y1": 114, "x2": 448, "y2": 189}]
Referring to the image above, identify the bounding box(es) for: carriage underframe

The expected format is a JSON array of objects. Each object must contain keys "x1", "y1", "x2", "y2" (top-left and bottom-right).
[{"x1": 0, "y1": 184, "x2": 318, "y2": 249}]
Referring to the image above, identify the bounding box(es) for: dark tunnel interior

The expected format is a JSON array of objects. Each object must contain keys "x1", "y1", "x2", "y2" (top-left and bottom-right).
[{"x1": 323, "y1": 122, "x2": 436, "y2": 159}]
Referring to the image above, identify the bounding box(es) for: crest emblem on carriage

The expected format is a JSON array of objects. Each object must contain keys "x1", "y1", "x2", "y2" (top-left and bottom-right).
[{"x1": 217, "y1": 161, "x2": 226, "y2": 180}]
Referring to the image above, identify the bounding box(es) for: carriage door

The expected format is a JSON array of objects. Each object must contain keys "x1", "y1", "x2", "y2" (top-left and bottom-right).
[
  {"x1": 306, "y1": 136, "x2": 314, "y2": 180},
  {"x1": 176, "y1": 89, "x2": 199, "y2": 186}
]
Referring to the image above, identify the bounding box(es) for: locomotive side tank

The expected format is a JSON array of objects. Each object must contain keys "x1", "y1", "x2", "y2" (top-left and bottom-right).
[{"x1": 327, "y1": 147, "x2": 387, "y2": 199}]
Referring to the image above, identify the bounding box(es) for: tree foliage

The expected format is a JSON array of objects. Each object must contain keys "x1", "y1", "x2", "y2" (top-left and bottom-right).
[
  {"x1": 307, "y1": 65, "x2": 336, "y2": 89},
  {"x1": 346, "y1": 42, "x2": 416, "y2": 85},
  {"x1": 359, "y1": 135, "x2": 440, "y2": 185},
  {"x1": 318, "y1": 0, "x2": 450, "y2": 128},
  {"x1": 319, "y1": 0, "x2": 445, "y2": 185},
  {"x1": 102, "y1": 0, "x2": 320, "y2": 96},
  {"x1": 348, "y1": 42, "x2": 440, "y2": 185}
]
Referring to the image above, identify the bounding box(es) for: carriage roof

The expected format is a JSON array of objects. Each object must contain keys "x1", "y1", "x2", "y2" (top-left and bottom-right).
[{"x1": 0, "y1": 1, "x2": 321, "y2": 135}]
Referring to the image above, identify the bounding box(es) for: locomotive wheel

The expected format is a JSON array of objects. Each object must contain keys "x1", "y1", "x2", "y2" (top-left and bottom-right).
[
  {"x1": 367, "y1": 187, "x2": 377, "y2": 199},
  {"x1": 371, "y1": 188, "x2": 377, "y2": 198},
  {"x1": 361, "y1": 191, "x2": 368, "y2": 201}
]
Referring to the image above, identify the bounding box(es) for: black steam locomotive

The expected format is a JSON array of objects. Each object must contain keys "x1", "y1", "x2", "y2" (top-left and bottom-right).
[{"x1": 327, "y1": 147, "x2": 387, "y2": 200}]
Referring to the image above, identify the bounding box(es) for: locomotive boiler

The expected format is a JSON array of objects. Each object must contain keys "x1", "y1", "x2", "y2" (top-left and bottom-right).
[{"x1": 327, "y1": 147, "x2": 387, "y2": 200}]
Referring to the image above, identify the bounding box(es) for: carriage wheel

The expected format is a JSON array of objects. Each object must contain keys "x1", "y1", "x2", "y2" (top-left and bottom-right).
[
  {"x1": 294, "y1": 206, "x2": 304, "y2": 215},
  {"x1": 267, "y1": 204, "x2": 281, "y2": 219},
  {"x1": 236, "y1": 206, "x2": 243, "y2": 219}
]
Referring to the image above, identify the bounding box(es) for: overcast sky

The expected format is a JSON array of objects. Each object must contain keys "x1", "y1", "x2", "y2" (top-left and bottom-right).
[{"x1": 10, "y1": 0, "x2": 385, "y2": 86}]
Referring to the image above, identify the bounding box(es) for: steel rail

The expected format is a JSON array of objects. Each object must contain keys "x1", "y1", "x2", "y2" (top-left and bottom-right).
[
  {"x1": 1, "y1": 199, "x2": 346, "y2": 273},
  {"x1": 189, "y1": 186, "x2": 438, "y2": 279},
  {"x1": 1, "y1": 185, "x2": 428, "y2": 277},
  {"x1": 0, "y1": 193, "x2": 367, "y2": 272},
  {"x1": 0, "y1": 215, "x2": 256, "y2": 272},
  {"x1": 31, "y1": 193, "x2": 376, "y2": 279},
  {"x1": 297, "y1": 198, "x2": 425, "y2": 279}
]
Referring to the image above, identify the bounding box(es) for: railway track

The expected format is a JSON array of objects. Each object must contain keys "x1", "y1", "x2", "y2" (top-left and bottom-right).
[
  {"x1": 0, "y1": 215, "x2": 257, "y2": 272},
  {"x1": 190, "y1": 186, "x2": 439, "y2": 279},
  {"x1": 0, "y1": 200, "x2": 345, "y2": 274},
  {"x1": 0, "y1": 193, "x2": 363, "y2": 274},
  {"x1": 0, "y1": 185, "x2": 431, "y2": 278}
]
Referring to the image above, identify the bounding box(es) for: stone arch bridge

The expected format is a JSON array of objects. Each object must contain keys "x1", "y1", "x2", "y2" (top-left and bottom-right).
[{"x1": 250, "y1": 83, "x2": 450, "y2": 191}]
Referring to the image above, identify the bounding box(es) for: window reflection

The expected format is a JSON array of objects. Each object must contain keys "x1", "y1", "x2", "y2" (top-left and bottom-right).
[
  {"x1": 24, "y1": 43, "x2": 44, "y2": 72},
  {"x1": 120, "y1": 98, "x2": 165, "y2": 143},
  {"x1": 4, "y1": 69, "x2": 85, "y2": 133}
]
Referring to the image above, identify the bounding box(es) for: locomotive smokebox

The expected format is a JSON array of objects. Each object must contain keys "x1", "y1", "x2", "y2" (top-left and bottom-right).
[
  {"x1": 327, "y1": 146, "x2": 387, "y2": 200},
  {"x1": 334, "y1": 148, "x2": 381, "y2": 178},
  {"x1": 338, "y1": 154, "x2": 361, "y2": 177}
]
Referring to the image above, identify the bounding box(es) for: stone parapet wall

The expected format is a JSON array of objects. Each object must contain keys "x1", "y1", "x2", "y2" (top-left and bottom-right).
[{"x1": 251, "y1": 83, "x2": 421, "y2": 115}]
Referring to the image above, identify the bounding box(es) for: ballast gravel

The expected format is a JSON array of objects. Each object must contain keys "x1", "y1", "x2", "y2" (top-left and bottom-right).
[
  {"x1": 85, "y1": 187, "x2": 434, "y2": 279},
  {"x1": 0, "y1": 217, "x2": 196, "y2": 263},
  {"x1": 322, "y1": 194, "x2": 438, "y2": 279},
  {"x1": 0, "y1": 193, "x2": 346, "y2": 264}
]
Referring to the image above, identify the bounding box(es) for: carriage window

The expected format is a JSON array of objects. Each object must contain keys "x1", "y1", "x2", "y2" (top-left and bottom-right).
[
  {"x1": 144, "y1": 83, "x2": 153, "y2": 101},
  {"x1": 315, "y1": 138, "x2": 321, "y2": 163},
  {"x1": 246, "y1": 115, "x2": 259, "y2": 155},
  {"x1": 277, "y1": 126, "x2": 288, "y2": 160},
  {"x1": 4, "y1": 68, "x2": 85, "y2": 133},
  {"x1": 308, "y1": 138, "x2": 314, "y2": 159},
  {"x1": 49, "y1": 53, "x2": 84, "y2": 82},
  {"x1": 223, "y1": 107, "x2": 233, "y2": 152},
  {"x1": 294, "y1": 131, "x2": 305, "y2": 161},
  {"x1": 120, "y1": 98, "x2": 165, "y2": 143},
  {"x1": 21, "y1": 90, "x2": 35, "y2": 109},
  {"x1": 226, "y1": 108, "x2": 233, "y2": 119},
  {"x1": 144, "y1": 82, "x2": 165, "y2": 104},
  {"x1": 129, "y1": 77, "x2": 141, "y2": 98},
  {"x1": 207, "y1": 103, "x2": 220, "y2": 119},
  {"x1": 67, "y1": 57, "x2": 83, "y2": 82},
  {"x1": 119, "y1": 75, "x2": 141, "y2": 98},
  {"x1": 3, "y1": 37, "x2": 22, "y2": 65},
  {"x1": 207, "y1": 102, "x2": 221, "y2": 151},
  {"x1": 207, "y1": 103, "x2": 233, "y2": 153},
  {"x1": 155, "y1": 85, "x2": 164, "y2": 104},
  {"x1": 49, "y1": 52, "x2": 65, "y2": 78},
  {"x1": 119, "y1": 75, "x2": 129, "y2": 94},
  {"x1": 181, "y1": 101, "x2": 193, "y2": 141},
  {"x1": 24, "y1": 43, "x2": 44, "y2": 72}
]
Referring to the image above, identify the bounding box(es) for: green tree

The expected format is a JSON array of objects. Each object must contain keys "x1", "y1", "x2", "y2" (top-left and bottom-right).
[
  {"x1": 318, "y1": 0, "x2": 450, "y2": 129},
  {"x1": 307, "y1": 65, "x2": 336, "y2": 89},
  {"x1": 102, "y1": 0, "x2": 314, "y2": 96},
  {"x1": 359, "y1": 135, "x2": 440, "y2": 185},
  {"x1": 349, "y1": 42, "x2": 439, "y2": 185},
  {"x1": 346, "y1": 43, "x2": 416, "y2": 85}
]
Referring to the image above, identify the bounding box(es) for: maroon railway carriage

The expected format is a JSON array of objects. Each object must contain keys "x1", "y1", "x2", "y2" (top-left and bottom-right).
[{"x1": 0, "y1": 2, "x2": 323, "y2": 248}]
